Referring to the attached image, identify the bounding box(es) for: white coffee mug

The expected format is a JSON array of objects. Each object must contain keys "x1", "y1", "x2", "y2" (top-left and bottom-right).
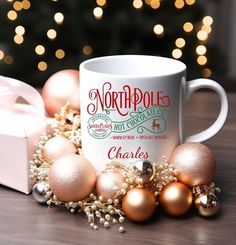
[{"x1": 80, "y1": 55, "x2": 228, "y2": 172}]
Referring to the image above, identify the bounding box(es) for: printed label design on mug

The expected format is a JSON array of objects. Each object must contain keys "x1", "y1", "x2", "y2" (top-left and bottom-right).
[{"x1": 87, "y1": 82, "x2": 171, "y2": 142}]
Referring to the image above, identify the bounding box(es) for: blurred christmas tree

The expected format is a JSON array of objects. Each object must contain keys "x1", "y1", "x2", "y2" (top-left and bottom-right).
[{"x1": 0, "y1": 0, "x2": 226, "y2": 87}]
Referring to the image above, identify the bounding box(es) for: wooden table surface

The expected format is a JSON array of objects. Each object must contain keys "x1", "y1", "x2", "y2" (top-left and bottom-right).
[{"x1": 0, "y1": 92, "x2": 235, "y2": 245}]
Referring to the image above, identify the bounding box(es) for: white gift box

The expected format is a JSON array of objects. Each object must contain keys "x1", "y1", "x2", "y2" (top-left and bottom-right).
[{"x1": 0, "y1": 76, "x2": 47, "y2": 194}]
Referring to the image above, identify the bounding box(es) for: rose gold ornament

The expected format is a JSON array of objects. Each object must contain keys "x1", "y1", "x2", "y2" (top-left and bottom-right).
[
  {"x1": 122, "y1": 188, "x2": 156, "y2": 222},
  {"x1": 42, "y1": 135, "x2": 77, "y2": 164},
  {"x1": 42, "y1": 69, "x2": 80, "y2": 117},
  {"x1": 170, "y1": 142, "x2": 216, "y2": 187},
  {"x1": 49, "y1": 154, "x2": 96, "y2": 202},
  {"x1": 194, "y1": 192, "x2": 220, "y2": 217},
  {"x1": 96, "y1": 171, "x2": 125, "y2": 201},
  {"x1": 159, "y1": 182, "x2": 192, "y2": 216}
]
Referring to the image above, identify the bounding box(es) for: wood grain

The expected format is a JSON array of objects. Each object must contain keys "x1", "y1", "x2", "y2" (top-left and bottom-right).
[{"x1": 0, "y1": 92, "x2": 236, "y2": 245}]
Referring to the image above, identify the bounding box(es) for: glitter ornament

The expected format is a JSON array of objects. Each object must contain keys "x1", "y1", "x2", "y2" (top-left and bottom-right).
[
  {"x1": 42, "y1": 135, "x2": 77, "y2": 164},
  {"x1": 32, "y1": 181, "x2": 49, "y2": 204},
  {"x1": 170, "y1": 142, "x2": 216, "y2": 187},
  {"x1": 49, "y1": 154, "x2": 96, "y2": 202},
  {"x1": 42, "y1": 69, "x2": 80, "y2": 117},
  {"x1": 194, "y1": 192, "x2": 220, "y2": 217},
  {"x1": 122, "y1": 188, "x2": 156, "y2": 222},
  {"x1": 160, "y1": 182, "x2": 192, "y2": 216},
  {"x1": 96, "y1": 171, "x2": 125, "y2": 201},
  {"x1": 131, "y1": 160, "x2": 155, "y2": 185}
]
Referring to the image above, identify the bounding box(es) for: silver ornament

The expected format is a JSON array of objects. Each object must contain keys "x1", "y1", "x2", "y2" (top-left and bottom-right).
[
  {"x1": 131, "y1": 160, "x2": 155, "y2": 184},
  {"x1": 195, "y1": 192, "x2": 220, "y2": 217},
  {"x1": 32, "y1": 182, "x2": 49, "y2": 204}
]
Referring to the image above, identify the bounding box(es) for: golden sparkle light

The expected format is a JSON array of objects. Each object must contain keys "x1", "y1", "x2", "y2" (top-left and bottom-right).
[
  {"x1": 38, "y1": 61, "x2": 48, "y2": 71},
  {"x1": 197, "y1": 30, "x2": 208, "y2": 41},
  {"x1": 83, "y1": 45, "x2": 93, "y2": 55},
  {"x1": 150, "y1": 0, "x2": 160, "y2": 9},
  {"x1": 133, "y1": 0, "x2": 143, "y2": 9},
  {"x1": 0, "y1": 50, "x2": 4, "y2": 60},
  {"x1": 203, "y1": 16, "x2": 213, "y2": 26},
  {"x1": 22, "y1": 0, "x2": 31, "y2": 10},
  {"x1": 93, "y1": 7, "x2": 103, "y2": 20},
  {"x1": 197, "y1": 56, "x2": 207, "y2": 66},
  {"x1": 183, "y1": 22, "x2": 193, "y2": 32},
  {"x1": 175, "y1": 38, "x2": 186, "y2": 48},
  {"x1": 13, "y1": 1, "x2": 23, "y2": 11},
  {"x1": 175, "y1": 0, "x2": 185, "y2": 9},
  {"x1": 202, "y1": 68, "x2": 212, "y2": 78},
  {"x1": 186, "y1": 0, "x2": 195, "y2": 5},
  {"x1": 172, "y1": 49, "x2": 182, "y2": 59},
  {"x1": 96, "y1": 0, "x2": 106, "y2": 6},
  {"x1": 47, "y1": 29, "x2": 57, "y2": 40},
  {"x1": 54, "y1": 12, "x2": 64, "y2": 24},
  {"x1": 196, "y1": 45, "x2": 207, "y2": 55},
  {"x1": 201, "y1": 25, "x2": 212, "y2": 34},
  {"x1": 4, "y1": 55, "x2": 14, "y2": 65},
  {"x1": 35, "y1": 45, "x2": 45, "y2": 55},
  {"x1": 15, "y1": 25, "x2": 25, "y2": 35},
  {"x1": 14, "y1": 35, "x2": 24, "y2": 44},
  {"x1": 7, "y1": 10, "x2": 17, "y2": 21},
  {"x1": 153, "y1": 24, "x2": 164, "y2": 35},
  {"x1": 55, "y1": 49, "x2": 65, "y2": 59}
]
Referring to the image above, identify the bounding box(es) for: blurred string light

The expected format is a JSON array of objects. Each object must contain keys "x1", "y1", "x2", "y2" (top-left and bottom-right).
[
  {"x1": 55, "y1": 49, "x2": 65, "y2": 59},
  {"x1": 172, "y1": 48, "x2": 182, "y2": 59},
  {"x1": 35, "y1": 45, "x2": 45, "y2": 55},
  {"x1": 13, "y1": 1, "x2": 23, "y2": 11},
  {"x1": 38, "y1": 61, "x2": 47, "y2": 71},
  {"x1": 133, "y1": 0, "x2": 143, "y2": 9},
  {"x1": 3, "y1": 0, "x2": 214, "y2": 77},
  {"x1": 183, "y1": 22, "x2": 193, "y2": 32},
  {"x1": 153, "y1": 24, "x2": 164, "y2": 36},
  {"x1": 93, "y1": 7, "x2": 103, "y2": 20},
  {"x1": 175, "y1": 0, "x2": 185, "y2": 9},
  {"x1": 202, "y1": 68, "x2": 211, "y2": 78},
  {"x1": 54, "y1": 12, "x2": 64, "y2": 25},
  {"x1": 83, "y1": 45, "x2": 93, "y2": 56},
  {"x1": 144, "y1": 0, "x2": 161, "y2": 9},
  {"x1": 0, "y1": 50, "x2": 5, "y2": 60},
  {"x1": 4, "y1": 55, "x2": 14, "y2": 65},
  {"x1": 96, "y1": 0, "x2": 106, "y2": 6},
  {"x1": 186, "y1": 0, "x2": 195, "y2": 5},
  {"x1": 7, "y1": 10, "x2": 17, "y2": 20},
  {"x1": 47, "y1": 29, "x2": 57, "y2": 40},
  {"x1": 175, "y1": 38, "x2": 186, "y2": 48},
  {"x1": 22, "y1": 0, "x2": 31, "y2": 10},
  {"x1": 196, "y1": 45, "x2": 206, "y2": 55}
]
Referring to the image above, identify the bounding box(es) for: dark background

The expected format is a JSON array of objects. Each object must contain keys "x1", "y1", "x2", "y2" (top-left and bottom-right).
[{"x1": 0, "y1": 0, "x2": 235, "y2": 90}]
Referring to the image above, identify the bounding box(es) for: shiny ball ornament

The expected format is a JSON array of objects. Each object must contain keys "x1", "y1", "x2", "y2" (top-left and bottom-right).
[
  {"x1": 42, "y1": 135, "x2": 77, "y2": 164},
  {"x1": 160, "y1": 182, "x2": 192, "y2": 216},
  {"x1": 96, "y1": 171, "x2": 125, "y2": 201},
  {"x1": 122, "y1": 188, "x2": 156, "y2": 222},
  {"x1": 49, "y1": 154, "x2": 96, "y2": 202},
  {"x1": 32, "y1": 182, "x2": 49, "y2": 204},
  {"x1": 170, "y1": 142, "x2": 216, "y2": 187},
  {"x1": 42, "y1": 69, "x2": 80, "y2": 117},
  {"x1": 131, "y1": 160, "x2": 154, "y2": 185},
  {"x1": 194, "y1": 193, "x2": 220, "y2": 217}
]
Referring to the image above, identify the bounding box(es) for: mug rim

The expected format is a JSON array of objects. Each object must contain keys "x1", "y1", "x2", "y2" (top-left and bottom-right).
[{"x1": 80, "y1": 55, "x2": 186, "y2": 78}]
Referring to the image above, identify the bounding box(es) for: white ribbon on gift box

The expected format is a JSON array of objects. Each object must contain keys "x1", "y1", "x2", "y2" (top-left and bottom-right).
[{"x1": 0, "y1": 75, "x2": 46, "y2": 117}]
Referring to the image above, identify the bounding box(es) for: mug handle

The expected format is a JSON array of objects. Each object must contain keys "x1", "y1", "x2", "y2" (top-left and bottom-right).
[{"x1": 183, "y1": 78, "x2": 228, "y2": 142}]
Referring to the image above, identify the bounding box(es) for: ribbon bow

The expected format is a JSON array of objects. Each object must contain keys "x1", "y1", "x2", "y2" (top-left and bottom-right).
[{"x1": 0, "y1": 75, "x2": 46, "y2": 117}]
